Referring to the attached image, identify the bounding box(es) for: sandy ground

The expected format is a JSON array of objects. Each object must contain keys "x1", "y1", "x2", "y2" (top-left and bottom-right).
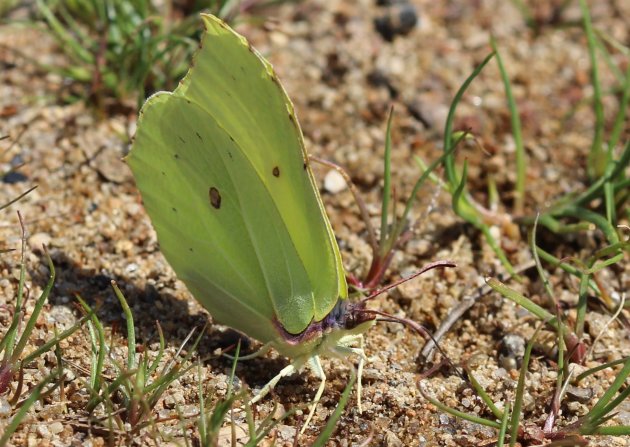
[{"x1": 1, "y1": 0, "x2": 629, "y2": 445}]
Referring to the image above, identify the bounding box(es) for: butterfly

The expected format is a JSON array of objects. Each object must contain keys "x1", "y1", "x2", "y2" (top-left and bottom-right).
[{"x1": 128, "y1": 14, "x2": 453, "y2": 432}]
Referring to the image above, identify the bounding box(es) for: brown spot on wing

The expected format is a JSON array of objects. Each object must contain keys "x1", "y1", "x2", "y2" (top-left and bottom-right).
[
  {"x1": 272, "y1": 166, "x2": 280, "y2": 177},
  {"x1": 209, "y1": 187, "x2": 221, "y2": 209}
]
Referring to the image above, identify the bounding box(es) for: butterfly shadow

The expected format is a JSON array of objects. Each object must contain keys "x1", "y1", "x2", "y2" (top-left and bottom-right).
[{"x1": 28, "y1": 249, "x2": 311, "y2": 404}]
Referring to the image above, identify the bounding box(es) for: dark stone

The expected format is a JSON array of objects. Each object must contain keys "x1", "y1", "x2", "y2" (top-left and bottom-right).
[{"x1": 2, "y1": 171, "x2": 28, "y2": 184}]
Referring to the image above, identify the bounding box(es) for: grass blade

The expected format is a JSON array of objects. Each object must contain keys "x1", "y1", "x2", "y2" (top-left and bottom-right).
[
  {"x1": 579, "y1": 0, "x2": 606, "y2": 178},
  {"x1": 379, "y1": 107, "x2": 394, "y2": 255},
  {"x1": 490, "y1": 36, "x2": 526, "y2": 215},
  {"x1": 311, "y1": 370, "x2": 356, "y2": 447}
]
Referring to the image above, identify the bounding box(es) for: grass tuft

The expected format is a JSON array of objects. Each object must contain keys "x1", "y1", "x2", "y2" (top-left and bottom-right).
[
  {"x1": 33, "y1": 0, "x2": 300, "y2": 112},
  {"x1": 75, "y1": 281, "x2": 204, "y2": 439},
  {"x1": 0, "y1": 213, "x2": 88, "y2": 443}
]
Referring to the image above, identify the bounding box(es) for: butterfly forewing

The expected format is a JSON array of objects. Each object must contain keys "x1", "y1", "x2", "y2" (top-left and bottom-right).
[{"x1": 128, "y1": 15, "x2": 347, "y2": 336}]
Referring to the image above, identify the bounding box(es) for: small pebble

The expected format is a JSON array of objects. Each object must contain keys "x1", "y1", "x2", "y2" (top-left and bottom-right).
[
  {"x1": 374, "y1": 2, "x2": 419, "y2": 41},
  {"x1": 28, "y1": 232, "x2": 52, "y2": 251},
  {"x1": 2, "y1": 171, "x2": 28, "y2": 184},
  {"x1": 49, "y1": 422, "x2": 64, "y2": 434},
  {"x1": 37, "y1": 424, "x2": 50, "y2": 437},
  {"x1": 323, "y1": 169, "x2": 347, "y2": 193},
  {"x1": 162, "y1": 391, "x2": 185, "y2": 409},
  {"x1": 277, "y1": 424, "x2": 296, "y2": 441},
  {"x1": 385, "y1": 430, "x2": 404, "y2": 447},
  {"x1": 566, "y1": 385, "x2": 593, "y2": 403},
  {"x1": 439, "y1": 414, "x2": 451, "y2": 425},
  {"x1": 498, "y1": 334, "x2": 525, "y2": 370},
  {"x1": 0, "y1": 397, "x2": 11, "y2": 416}
]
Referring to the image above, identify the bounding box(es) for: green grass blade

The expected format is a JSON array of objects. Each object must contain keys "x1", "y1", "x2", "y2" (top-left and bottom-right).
[
  {"x1": 398, "y1": 133, "x2": 464, "y2": 239},
  {"x1": 559, "y1": 205, "x2": 619, "y2": 245},
  {"x1": 486, "y1": 278, "x2": 557, "y2": 328},
  {"x1": 575, "y1": 356, "x2": 630, "y2": 383},
  {"x1": 608, "y1": 62, "x2": 630, "y2": 150},
  {"x1": 583, "y1": 355, "x2": 630, "y2": 425},
  {"x1": 587, "y1": 426, "x2": 630, "y2": 435},
  {"x1": 443, "y1": 51, "x2": 495, "y2": 183},
  {"x1": 497, "y1": 401, "x2": 511, "y2": 447},
  {"x1": 593, "y1": 31, "x2": 624, "y2": 83},
  {"x1": 311, "y1": 369, "x2": 356, "y2": 447},
  {"x1": 451, "y1": 160, "x2": 477, "y2": 224},
  {"x1": 12, "y1": 250, "x2": 55, "y2": 362},
  {"x1": 227, "y1": 340, "x2": 240, "y2": 398},
  {"x1": 76, "y1": 295, "x2": 106, "y2": 394},
  {"x1": 146, "y1": 322, "x2": 165, "y2": 376},
  {"x1": 36, "y1": 0, "x2": 95, "y2": 64},
  {"x1": 21, "y1": 313, "x2": 89, "y2": 366},
  {"x1": 534, "y1": 246, "x2": 598, "y2": 293},
  {"x1": 530, "y1": 217, "x2": 555, "y2": 303},
  {"x1": 579, "y1": 0, "x2": 606, "y2": 178},
  {"x1": 441, "y1": 52, "x2": 516, "y2": 275},
  {"x1": 243, "y1": 404, "x2": 297, "y2": 447},
  {"x1": 86, "y1": 320, "x2": 100, "y2": 391},
  {"x1": 56, "y1": 1, "x2": 94, "y2": 49},
  {"x1": 604, "y1": 181, "x2": 615, "y2": 225},
  {"x1": 111, "y1": 281, "x2": 136, "y2": 370},
  {"x1": 509, "y1": 326, "x2": 541, "y2": 446},
  {"x1": 0, "y1": 214, "x2": 28, "y2": 359},
  {"x1": 597, "y1": 384, "x2": 630, "y2": 422},
  {"x1": 420, "y1": 382, "x2": 501, "y2": 429},
  {"x1": 379, "y1": 108, "x2": 394, "y2": 255},
  {"x1": 197, "y1": 363, "x2": 207, "y2": 443},
  {"x1": 490, "y1": 36, "x2": 526, "y2": 215},
  {"x1": 0, "y1": 374, "x2": 55, "y2": 446},
  {"x1": 466, "y1": 368, "x2": 503, "y2": 420},
  {"x1": 567, "y1": 140, "x2": 630, "y2": 207}
]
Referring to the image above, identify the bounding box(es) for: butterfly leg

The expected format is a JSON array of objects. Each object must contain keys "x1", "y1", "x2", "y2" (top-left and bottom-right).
[
  {"x1": 357, "y1": 336, "x2": 365, "y2": 413},
  {"x1": 250, "y1": 356, "x2": 305, "y2": 404},
  {"x1": 301, "y1": 355, "x2": 326, "y2": 434},
  {"x1": 333, "y1": 335, "x2": 367, "y2": 413}
]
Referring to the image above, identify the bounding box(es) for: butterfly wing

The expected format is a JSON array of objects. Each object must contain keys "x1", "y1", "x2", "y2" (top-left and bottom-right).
[{"x1": 127, "y1": 14, "x2": 347, "y2": 338}]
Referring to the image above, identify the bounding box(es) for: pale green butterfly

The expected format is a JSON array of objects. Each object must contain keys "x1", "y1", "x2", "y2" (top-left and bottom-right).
[{"x1": 127, "y1": 14, "x2": 377, "y2": 430}]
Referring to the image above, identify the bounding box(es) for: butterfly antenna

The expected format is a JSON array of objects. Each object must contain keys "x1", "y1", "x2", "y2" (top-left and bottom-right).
[
  {"x1": 359, "y1": 260, "x2": 456, "y2": 305},
  {"x1": 358, "y1": 308, "x2": 465, "y2": 379}
]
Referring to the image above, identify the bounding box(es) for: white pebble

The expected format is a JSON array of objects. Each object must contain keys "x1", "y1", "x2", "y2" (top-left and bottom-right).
[
  {"x1": 50, "y1": 421, "x2": 64, "y2": 434},
  {"x1": 0, "y1": 397, "x2": 11, "y2": 416},
  {"x1": 28, "y1": 232, "x2": 52, "y2": 252},
  {"x1": 323, "y1": 169, "x2": 347, "y2": 194}
]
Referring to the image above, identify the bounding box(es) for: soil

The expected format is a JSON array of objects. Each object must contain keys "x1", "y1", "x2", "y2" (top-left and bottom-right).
[{"x1": 1, "y1": 0, "x2": 629, "y2": 446}]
